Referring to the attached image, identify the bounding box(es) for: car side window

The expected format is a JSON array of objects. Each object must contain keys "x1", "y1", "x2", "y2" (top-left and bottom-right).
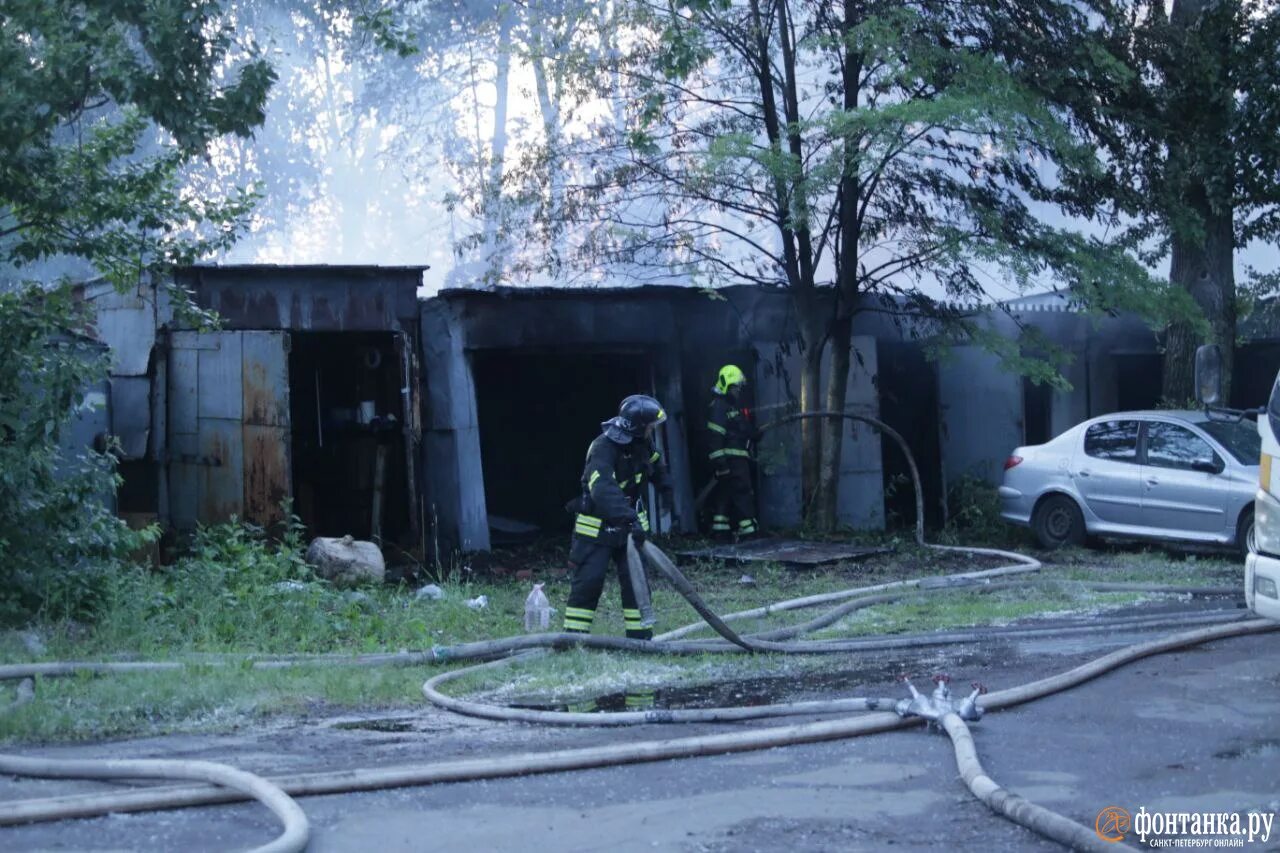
[
  {"x1": 1145, "y1": 421, "x2": 1218, "y2": 471},
  {"x1": 1083, "y1": 420, "x2": 1140, "y2": 462}
]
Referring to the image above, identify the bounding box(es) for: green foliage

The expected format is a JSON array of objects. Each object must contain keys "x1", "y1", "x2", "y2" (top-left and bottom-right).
[
  {"x1": 556, "y1": 0, "x2": 1185, "y2": 382},
  {"x1": 0, "y1": 285, "x2": 155, "y2": 623},
  {"x1": 73, "y1": 516, "x2": 525, "y2": 656},
  {"x1": 941, "y1": 475, "x2": 1016, "y2": 546},
  {"x1": 0, "y1": 0, "x2": 275, "y2": 286},
  {"x1": 0, "y1": 2, "x2": 275, "y2": 620}
]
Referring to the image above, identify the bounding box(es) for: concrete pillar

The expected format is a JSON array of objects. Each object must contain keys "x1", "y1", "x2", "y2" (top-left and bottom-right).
[
  {"x1": 420, "y1": 299, "x2": 490, "y2": 554},
  {"x1": 654, "y1": 348, "x2": 696, "y2": 532}
]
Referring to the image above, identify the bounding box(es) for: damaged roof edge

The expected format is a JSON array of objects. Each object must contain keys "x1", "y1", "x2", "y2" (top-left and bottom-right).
[
  {"x1": 181, "y1": 263, "x2": 430, "y2": 275},
  {"x1": 434, "y1": 282, "x2": 788, "y2": 301}
]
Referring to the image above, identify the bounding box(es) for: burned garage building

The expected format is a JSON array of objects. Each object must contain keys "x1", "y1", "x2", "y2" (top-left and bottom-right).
[
  {"x1": 83, "y1": 263, "x2": 1241, "y2": 560},
  {"x1": 170, "y1": 265, "x2": 427, "y2": 551},
  {"x1": 84, "y1": 266, "x2": 428, "y2": 555},
  {"x1": 88, "y1": 267, "x2": 884, "y2": 559},
  {"x1": 420, "y1": 285, "x2": 884, "y2": 554}
]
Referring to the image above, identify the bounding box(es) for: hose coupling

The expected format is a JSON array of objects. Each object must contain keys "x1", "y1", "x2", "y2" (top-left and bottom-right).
[{"x1": 895, "y1": 673, "x2": 985, "y2": 723}]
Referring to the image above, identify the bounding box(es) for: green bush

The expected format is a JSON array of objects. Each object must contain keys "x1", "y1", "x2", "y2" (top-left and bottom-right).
[
  {"x1": 0, "y1": 285, "x2": 154, "y2": 624},
  {"x1": 943, "y1": 474, "x2": 1013, "y2": 544}
]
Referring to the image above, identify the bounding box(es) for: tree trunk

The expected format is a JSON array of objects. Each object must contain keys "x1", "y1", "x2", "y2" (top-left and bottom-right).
[
  {"x1": 483, "y1": 11, "x2": 513, "y2": 280},
  {"x1": 1162, "y1": 200, "x2": 1235, "y2": 404},
  {"x1": 813, "y1": 315, "x2": 853, "y2": 530},
  {"x1": 799, "y1": 339, "x2": 824, "y2": 518},
  {"x1": 1161, "y1": 0, "x2": 1235, "y2": 404},
  {"x1": 530, "y1": 44, "x2": 565, "y2": 265},
  {"x1": 806, "y1": 0, "x2": 863, "y2": 531}
]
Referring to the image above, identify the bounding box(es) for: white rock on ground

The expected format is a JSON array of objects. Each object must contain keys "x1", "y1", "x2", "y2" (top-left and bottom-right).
[
  {"x1": 415, "y1": 584, "x2": 445, "y2": 601},
  {"x1": 305, "y1": 535, "x2": 385, "y2": 588}
]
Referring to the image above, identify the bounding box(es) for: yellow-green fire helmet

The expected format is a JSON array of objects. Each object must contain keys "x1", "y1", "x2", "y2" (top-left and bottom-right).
[{"x1": 715, "y1": 364, "x2": 747, "y2": 394}]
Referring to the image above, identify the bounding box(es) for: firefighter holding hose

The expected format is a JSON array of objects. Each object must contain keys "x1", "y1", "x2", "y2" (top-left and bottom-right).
[
  {"x1": 706, "y1": 365, "x2": 760, "y2": 540},
  {"x1": 563, "y1": 395, "x2": 672, "y2": 640}
]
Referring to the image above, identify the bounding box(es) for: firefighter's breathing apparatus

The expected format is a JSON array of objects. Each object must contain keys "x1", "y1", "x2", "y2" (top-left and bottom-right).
[{"x1": 2, "y1": 409, "x2": 1272, "y2": 853}]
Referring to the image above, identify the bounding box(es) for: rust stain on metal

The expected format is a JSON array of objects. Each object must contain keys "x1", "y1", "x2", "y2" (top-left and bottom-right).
[
  {"x1": 311, "y1": 296, "x2": 336, "y2": 329},
  {"x1": 244, "y1": 290, "x2": 281, "y2": 327},
  {"x1": 242, "y1": 360, "x2": 277, "y2": 426},
  {"x1": 243, "y1": 424, "x2": 289, "y2": 527},
  {"x1": 199, "y1": 431, "x2": 237, "y2": 522},
  {"x1": 216, "y1": 287, "x2": 245, "y2": 319}
]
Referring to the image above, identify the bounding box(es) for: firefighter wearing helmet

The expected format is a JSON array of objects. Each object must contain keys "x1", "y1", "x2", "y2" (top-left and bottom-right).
[
  {"x1": 563, "y1": 394, "x2": 672, "y2": 640},
  {"x1": 707, "y1": 365, "x2": 759, "y2": 539}
]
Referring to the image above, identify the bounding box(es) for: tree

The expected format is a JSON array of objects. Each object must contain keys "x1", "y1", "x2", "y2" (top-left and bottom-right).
[
  {"x1": 1009, "y1": 0, "x2": 1280, "y2": 403},
  {"x1": 546, "y1": 0, "x2": 1167, "y2": 528},
  {"x1": 0, "y1": 0, "x2": 273, "y2": 618},
  {"x1": 0, "y1": 0, "x2": 274, "y2": 286}
]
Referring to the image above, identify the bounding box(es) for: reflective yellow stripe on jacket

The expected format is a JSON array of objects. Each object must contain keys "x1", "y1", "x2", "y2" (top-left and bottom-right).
[{"x1": 575, "y1": 514, "x2": 603, "y2": 537}]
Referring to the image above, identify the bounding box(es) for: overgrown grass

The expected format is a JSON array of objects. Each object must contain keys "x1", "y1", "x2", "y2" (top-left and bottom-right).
[{"x1": 0, "y1": 518, "x2": 1246, "y2": 744}]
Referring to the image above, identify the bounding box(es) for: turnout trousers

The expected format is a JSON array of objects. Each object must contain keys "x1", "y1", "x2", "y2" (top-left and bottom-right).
[
  {"x1": 710, "y1": 457, "x2": 758, "y2": 537},
  {"x1": 563, "y1": 536, "x2": 652, "y2": 640}
]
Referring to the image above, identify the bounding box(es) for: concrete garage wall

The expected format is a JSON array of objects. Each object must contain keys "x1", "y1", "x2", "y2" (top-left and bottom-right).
[{"x1": 939, "y1": 345, "x2": 1024, "y2": 487}]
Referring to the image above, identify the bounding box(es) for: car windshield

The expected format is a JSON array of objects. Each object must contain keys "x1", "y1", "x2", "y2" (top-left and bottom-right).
[{"x1": 1199, "y1": 419, "x2": 1261, "y2": 465}]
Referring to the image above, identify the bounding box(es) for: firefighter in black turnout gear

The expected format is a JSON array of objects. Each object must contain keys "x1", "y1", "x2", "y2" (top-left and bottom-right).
[
  {"x1": 707, "y1": 364, "x2": 759, "y2": 539},
  {"x1": 564, "y1": 395, "x2": 672, "y2": 640}
]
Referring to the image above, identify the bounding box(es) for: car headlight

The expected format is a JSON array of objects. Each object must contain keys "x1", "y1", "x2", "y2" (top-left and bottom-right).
[{"x1": 1256, "y1": 575, "x2": 1279, "y2": 600}]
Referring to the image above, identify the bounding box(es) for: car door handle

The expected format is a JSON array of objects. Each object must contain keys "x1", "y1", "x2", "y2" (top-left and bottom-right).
[{"x1": 1146, "y1": 477, "x2": 1159, "y2": 486}]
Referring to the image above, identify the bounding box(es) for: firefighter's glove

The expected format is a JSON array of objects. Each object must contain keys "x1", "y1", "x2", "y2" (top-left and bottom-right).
[{"x1": 630, "y1": 524, "x2": 648, "y2": 547}]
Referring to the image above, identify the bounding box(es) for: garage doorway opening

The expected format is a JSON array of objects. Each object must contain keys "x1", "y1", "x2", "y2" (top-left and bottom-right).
[
  {"x1": 289, "y1": 332, "x2": 410, "y2": 544},
  {"x1": 471, "y1": 348, "x2": 654, "y2": 532},
  {"x1": 876, "y1": 341, "x2": 945, "y2": 529}
]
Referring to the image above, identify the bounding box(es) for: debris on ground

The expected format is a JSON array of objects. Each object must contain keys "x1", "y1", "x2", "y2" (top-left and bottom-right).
[
  {"x1": 415, "y1": 584, "x2": 445, "y2": 601},
  {"x1": 466, "y1": 595, "x2": 489, "y2": 610},
  {"x1": 738, "y1": 574, "x2": 756, "y2": 586}
]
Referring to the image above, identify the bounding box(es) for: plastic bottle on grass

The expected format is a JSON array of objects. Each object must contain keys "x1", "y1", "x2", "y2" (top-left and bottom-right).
[{"x1": 524, "y1": 583, "x2": 552, "y2": 632}]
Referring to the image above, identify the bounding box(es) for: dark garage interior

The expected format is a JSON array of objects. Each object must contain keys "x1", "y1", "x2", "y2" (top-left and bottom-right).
[
  {"x1": 471, "y1": 348, "x2": 656, "y2": 532},
  {"x1": 289, "y1": 331, "x2": 411, "y2": 544}
]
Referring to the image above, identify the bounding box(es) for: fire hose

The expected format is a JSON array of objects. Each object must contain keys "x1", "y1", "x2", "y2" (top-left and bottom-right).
[{"x1": 0, "y1": 410, "x2": 1267, "y2": 852}]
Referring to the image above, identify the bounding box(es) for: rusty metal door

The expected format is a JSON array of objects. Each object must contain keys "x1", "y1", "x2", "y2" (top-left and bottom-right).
[{"x1": 168, "y1": 331, "x2": 292, "y2": 529}]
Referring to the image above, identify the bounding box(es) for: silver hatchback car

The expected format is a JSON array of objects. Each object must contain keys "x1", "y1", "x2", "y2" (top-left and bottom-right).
[{"x1": 999, "y1": 410, "x2": 1260, "y2": 554}]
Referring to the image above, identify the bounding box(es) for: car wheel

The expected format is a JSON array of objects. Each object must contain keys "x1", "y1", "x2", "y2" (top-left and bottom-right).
[
  {"x1": 1032, "y1": 495, "x2": 1086, "y2": 550},
  {"x1": 1236, "y1": 510, "x2": 1256, "y2": 559}
]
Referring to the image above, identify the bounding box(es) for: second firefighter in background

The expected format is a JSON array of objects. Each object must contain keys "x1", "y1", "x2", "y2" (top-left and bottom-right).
[
  {"x1": 564, "y1": 395, "x2": 671, "y2": 640},
  {"x1": 707, "y1": 365, "x2": 759, "y2": 539}
]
